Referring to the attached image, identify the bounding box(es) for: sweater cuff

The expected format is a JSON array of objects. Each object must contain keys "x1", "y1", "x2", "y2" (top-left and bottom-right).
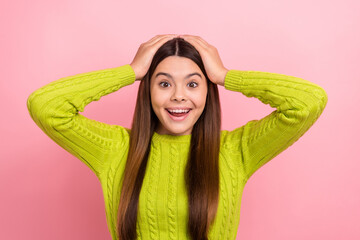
[
  {"x1": 224, "y1": 70, "x2": 244, "y2": 92},
  {"x1": 113, "y1": 64, "x2": 136, "y2": 87}
]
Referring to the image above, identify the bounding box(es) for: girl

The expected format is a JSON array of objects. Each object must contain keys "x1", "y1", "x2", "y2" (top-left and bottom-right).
[{"x1": 27, "y1": 34, "x2": 328, "y2": 240}]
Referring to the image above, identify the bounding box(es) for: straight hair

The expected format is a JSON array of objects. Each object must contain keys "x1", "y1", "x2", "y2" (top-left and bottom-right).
[{"x1": 117, "y1": 37, "x2": 221, "y2": 240}]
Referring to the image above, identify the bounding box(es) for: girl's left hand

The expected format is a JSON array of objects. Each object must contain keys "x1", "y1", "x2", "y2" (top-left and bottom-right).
[{"x1": 179, "y1": 34, "x2": 229, "y2": 86}]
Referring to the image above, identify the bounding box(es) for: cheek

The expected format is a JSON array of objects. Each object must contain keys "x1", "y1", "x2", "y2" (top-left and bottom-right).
[
  {"x1": 150, "y1": 89, "x2": 168, "y2": 110},
  {"x1": 192, "y1": 89, "x2": 208, "y2": 108},
  {"x1": 150, "y1": 89, "x2": 159, "y2": 111}
]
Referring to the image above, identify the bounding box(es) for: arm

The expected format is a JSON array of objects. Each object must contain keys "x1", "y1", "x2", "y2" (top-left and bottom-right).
[
  {"x1": 222, "y1": 69, "x2": 328, "y2": 182},
  {"x1": 27, "y1": 64, "x2": 136, "y2": 179}
]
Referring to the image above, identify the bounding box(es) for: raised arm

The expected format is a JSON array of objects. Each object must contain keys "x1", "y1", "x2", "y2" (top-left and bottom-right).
[
  {"x1": 27, "y1": 64, "x2": 136, "y2": 179},
  {"x1": 222, "y1": 70, "x2": 328, "y2": 182}
]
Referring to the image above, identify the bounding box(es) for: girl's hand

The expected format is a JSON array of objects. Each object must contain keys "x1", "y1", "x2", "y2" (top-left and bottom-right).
[
  {"x1": 179, "y1": 34, "x2": 229, "y2": 86},
  {"x1": 130, "y1": 34, "x2": 178, "y2": 81}
]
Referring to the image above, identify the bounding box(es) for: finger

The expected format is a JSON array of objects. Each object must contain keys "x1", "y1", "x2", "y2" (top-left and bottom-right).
[
  {"x1": 185, "y1": 35, "x2": 209, "y2": 46},
  {"x1": 147, "y1": 34, "x2": 170, "y2": 42},
  {"x1": 194, "y1": 37, "x2": 209, "y2": 50},
  {"x1": 181, "y1": 35, "x2": 210, "y2": 51},
  {"x1": 147, "y1": 34, "x2": 177, "y2": 45},
  {"x1": 181, "y1": 35, "x2": 207, "y2": 53},
  {"x1": 194, "y1": 36, "x2": 212, "y2": 48},
  {"x1": 144, "y1": 35, "x2": 175, "y2": 51},
  {"x1": 149, "y1": 35, "x2": 176, "y2": 49},
  {"x1": 180, "y1": 34, "x2": 206, "y2": 44}
]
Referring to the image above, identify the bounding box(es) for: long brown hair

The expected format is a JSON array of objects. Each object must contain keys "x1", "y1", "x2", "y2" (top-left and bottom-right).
[{"x1": 117, "y1": 37, "x2": 221, "y2": 240}]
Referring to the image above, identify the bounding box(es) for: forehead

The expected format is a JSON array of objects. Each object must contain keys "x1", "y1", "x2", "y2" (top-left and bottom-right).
[{"x1": 153, "y1": 56, "x2": 204, "y2": 79}]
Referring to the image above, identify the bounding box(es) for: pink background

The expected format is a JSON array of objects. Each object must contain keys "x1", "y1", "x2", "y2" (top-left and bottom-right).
[{"x1": 1, "y1": 0, "x2": 359, "y2": 239}]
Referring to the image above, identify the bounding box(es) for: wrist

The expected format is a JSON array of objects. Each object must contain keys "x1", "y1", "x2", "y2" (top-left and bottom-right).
[
  {"x1": 218, "y1": 68, "x2": 229, "y2": 86},
  {"x1": 129, "y1": 63, "x2": 139, "y2": 81}
]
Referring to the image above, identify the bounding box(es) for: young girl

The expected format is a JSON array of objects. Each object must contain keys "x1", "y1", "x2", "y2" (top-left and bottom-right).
[{"x1": 27, "y1": 34, "x2": 328, "y2": 240}]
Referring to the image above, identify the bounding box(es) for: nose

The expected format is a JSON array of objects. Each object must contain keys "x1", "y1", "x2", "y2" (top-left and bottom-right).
[{"x1": 171, "y1": 86, "x2": 187, "y2": 102}]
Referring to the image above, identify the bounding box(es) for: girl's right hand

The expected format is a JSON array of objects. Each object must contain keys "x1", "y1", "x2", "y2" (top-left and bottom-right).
[{"x1": 130, "y1": 34, "x2": 178, "y2": 81}]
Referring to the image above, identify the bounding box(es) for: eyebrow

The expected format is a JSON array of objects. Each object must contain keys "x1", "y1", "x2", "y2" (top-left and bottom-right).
[{"x1": 155, "y1": 72, "x2": 202, "y2": 80}]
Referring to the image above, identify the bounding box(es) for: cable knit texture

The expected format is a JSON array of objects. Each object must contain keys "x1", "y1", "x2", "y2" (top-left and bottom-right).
[{"x1": 27, "y1": 64, "x2": 328, "y2": 240}]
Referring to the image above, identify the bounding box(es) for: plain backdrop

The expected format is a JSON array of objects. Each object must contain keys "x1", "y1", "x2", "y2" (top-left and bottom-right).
[{"x1": 1, "y1": 0, "x2": 359, "y2": 239}]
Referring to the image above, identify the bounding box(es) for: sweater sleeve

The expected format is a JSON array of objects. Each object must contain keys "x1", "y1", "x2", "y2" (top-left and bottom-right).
[
  {"x1": 27, "y1": 64, "x2": 136, "y2": 179},
  {"x1": 222, "y1": 69, "x2": 328, "y2": 182}
]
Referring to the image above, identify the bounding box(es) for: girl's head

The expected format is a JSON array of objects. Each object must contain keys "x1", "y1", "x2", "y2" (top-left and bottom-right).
[
  {"x1": 150, "y1": 55, "x2": 208, "y2": 136},
  {"x1": 137, "y1": 37, "x2": 218, "y2": 136},
  {"x1": 118, "y1": 37, "x2": 221, "y2": 240}
]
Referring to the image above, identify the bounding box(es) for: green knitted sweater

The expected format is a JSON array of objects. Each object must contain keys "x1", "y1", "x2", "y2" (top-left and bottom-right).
[{"x1": 27, "y1": 64, "x2": 327, "y2": 240}]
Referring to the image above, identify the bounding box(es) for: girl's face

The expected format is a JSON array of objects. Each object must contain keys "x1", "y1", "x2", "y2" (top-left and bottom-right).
[{"x1": 150, "y1": 56, "x2": 208, "y2": 136}]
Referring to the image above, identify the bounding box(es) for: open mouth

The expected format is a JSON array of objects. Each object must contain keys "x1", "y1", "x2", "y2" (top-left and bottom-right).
[
  {"x1": 165, "y1": 108, "x2": 192, "y2": 121},
  {"x1": 166, "y1": 109, "x2": 191, "y2": 117}
]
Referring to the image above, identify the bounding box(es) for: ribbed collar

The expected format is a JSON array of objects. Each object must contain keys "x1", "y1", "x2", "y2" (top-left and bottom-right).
[{"x1": 151, "y1": 131, "x2": 191, "y2": 143}]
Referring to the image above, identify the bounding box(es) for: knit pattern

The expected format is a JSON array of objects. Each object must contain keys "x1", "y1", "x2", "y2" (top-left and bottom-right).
[
  {"x1": 146, "y1": 141, "x2": 160, "y2": 239},
  {"x1": 168, "y1": 143, "x2": 179, "y2": 239},
  {"x1": 27, "y1": 64, "x2": 328, "y2": 239}
]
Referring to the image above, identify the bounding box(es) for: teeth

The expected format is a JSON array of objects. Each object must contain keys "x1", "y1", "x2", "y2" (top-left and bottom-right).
[{"x1": 168, "y1": 109, "x2": 190, "y2": 113}]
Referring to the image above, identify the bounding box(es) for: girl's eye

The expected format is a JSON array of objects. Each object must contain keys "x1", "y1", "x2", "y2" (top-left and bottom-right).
[
  {"x1": 159, "y1": 82, "x2": 170, "y2": 88},
  {"x1": 188, "y1": 82, "x2": 198, "y2": 88},
  {"x1": 159, "y1": 81, "x2": 198, "y2": 88}
]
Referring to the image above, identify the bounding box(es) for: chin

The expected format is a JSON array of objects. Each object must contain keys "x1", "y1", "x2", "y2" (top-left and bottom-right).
[
  {"x1": 167, "y1": 129, "x2": 187, "y2": 135},
  {"x1": 163, "y1": 125, "x2": 192, "y2": 135}
]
